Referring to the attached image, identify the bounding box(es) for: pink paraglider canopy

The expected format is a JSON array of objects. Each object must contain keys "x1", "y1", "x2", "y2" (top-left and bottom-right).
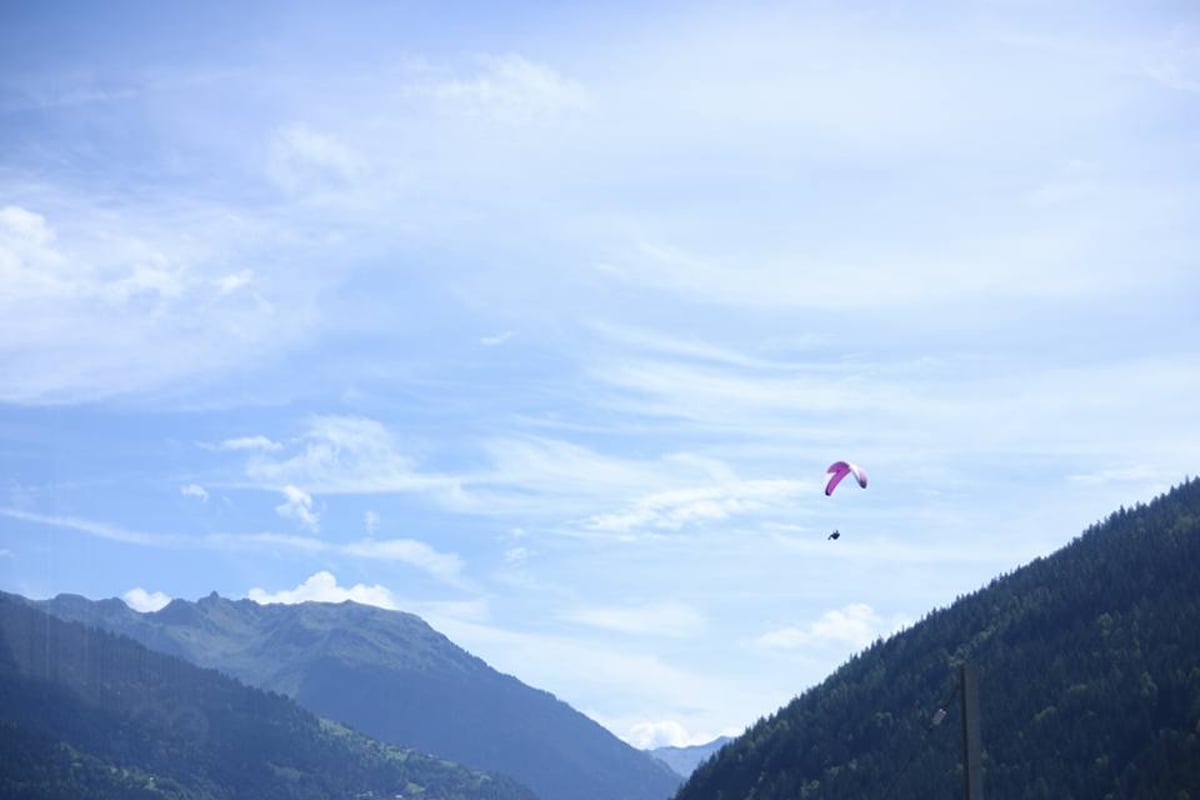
[{"x1": 825, "y1": 461, "x2": 868, "y2": 496}]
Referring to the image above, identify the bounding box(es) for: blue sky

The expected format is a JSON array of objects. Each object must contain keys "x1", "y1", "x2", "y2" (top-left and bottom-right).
[{"x1": 2, "y1": 0, "x2": 1198, "y2": 748}]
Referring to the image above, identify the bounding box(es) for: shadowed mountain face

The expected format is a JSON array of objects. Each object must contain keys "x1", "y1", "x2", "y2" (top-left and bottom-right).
[
  {"x1": 677, "y1": 478, "x2": 1200, "y2": 800},
  {"x1": 0, "y1": 597, "x2": 538, "y2": 800},
  {"x1": 32, "y1": 592, "x2": 682, "y2": 800}
]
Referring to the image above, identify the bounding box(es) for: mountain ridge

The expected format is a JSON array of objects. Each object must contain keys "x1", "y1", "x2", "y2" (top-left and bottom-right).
[
  {"x1": 30, "y1": 589, "x2": 682, "y2": 800},
  {"x1": 0, "y1": 595, "x2": 539, "y2": 800}
]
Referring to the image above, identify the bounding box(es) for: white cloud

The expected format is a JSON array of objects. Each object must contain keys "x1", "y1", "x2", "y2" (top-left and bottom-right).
[
  {"x1": 625, "y1": 720, "x2": 701, "y2": 750},
  {"x1": 0, "y1": 200, "x2": 320, "y2": 404},
  {"x1": 604, "y1": 230, "x2": 1137, "y2": 315},
  {"x1": 249, "y1": 422, "x2": 804, "y2": 529},
  {"x1": 268, "y1": 124, "x2": 364, "y2": 193},
  {"x1": 756, "y1": 603, "x2": 909, "y2": 651},
  {"x1": 123, "y1": 587, "x2": 172, "y2": 612},
  {"x1": 246, "y1": 415, "x2": 461, "y2": 498},
  {"x1": 342, "y1": 538, "x2": 465, "y2": 585},
  {"x1": 585, "y1": 480, "x2": 804, "y2": 532},
  {"x1": 247, "y1": 571, "x2": 399, "y2": 609},
  {"x1": 588, "y1": 321, "x2": 825, "y2": 370},
  {"x1": 364, "y1": 509, "x2": 380, "y2": 535},
  {"x1": 0, "y1": 205, "x2": 61, "y2": 273},
  {"x1": 275, "y1": 485, "x2": 319, "y2": 531},
  {"x1": 472, "y1": 437, "x2": 741, "y2": 519},
  {"x1": 425, "y1": 54, "x2": 590, "y2": 123},
  {"x1": 208, "y1": 435, "x2": 283, "y2": 452},
  {"x1": 215, "y1": 269, "x2": 254, "y2": 295},
  {"x1": 180, "y1": 483, "x2": 209, "y2": 501},
  {"x1": 564, "y1": 601, "x2": 706, "y2": 638},
  {"x1": 481, "y1": 330, "x2": 514, "y2": 346}
]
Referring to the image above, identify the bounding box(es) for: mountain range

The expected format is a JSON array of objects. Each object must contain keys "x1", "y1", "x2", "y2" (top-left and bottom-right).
[
  {"x1": 0, "y1": 595, "x2": 538, "y2": 800},
  {"x1": 26, "y1": 589, "x2": 681, "y2": 800}
]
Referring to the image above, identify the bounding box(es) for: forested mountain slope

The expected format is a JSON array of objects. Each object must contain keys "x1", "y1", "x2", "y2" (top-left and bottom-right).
[
  {"x1": 677, "y1": 478, "x2": 1200, "y2": 800},
  {"x1": 0, "y1": 597, "x2": 538, "y2": 800},
  {"x1": 30, "y1": 591, "x2": 681, "y2": 800}
]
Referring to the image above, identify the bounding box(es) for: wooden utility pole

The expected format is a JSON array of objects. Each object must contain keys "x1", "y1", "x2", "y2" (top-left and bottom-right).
[{"x1": 960, "y1": 663, "x2": 984, "y2": 800}]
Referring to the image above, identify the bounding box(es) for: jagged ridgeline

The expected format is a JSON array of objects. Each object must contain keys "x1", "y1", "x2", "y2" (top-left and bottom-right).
[
  {"x1": 677, "y1": 478, "x2": 1200, "y2": 800},
  {"x1": 0, "y1": 600, "x2": 538, "y2": 800},
  {"x1": 26, "y1": 591, "x2": 681, "y2": 800}
]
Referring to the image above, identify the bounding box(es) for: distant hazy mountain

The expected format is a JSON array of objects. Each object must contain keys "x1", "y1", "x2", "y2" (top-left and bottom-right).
[
  {"x1": 649, "y1": 736, "x2": 733, "y2": 777},
  {"x1": 678, "y1": 478, "x2": 1200, "y2": 799},
  {"x1": 33, "y1": 591, "x2": 681, "y2": 800},
  {"x1": 0, "y1": 596, "x2": 537, "y2": 800}
]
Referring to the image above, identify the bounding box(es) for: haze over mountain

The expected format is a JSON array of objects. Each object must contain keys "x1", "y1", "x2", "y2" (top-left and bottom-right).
[
  {"x1": 649, "y1": 736, "x2": 732, "y2": 778},
  {"x1": 676, "y1": 478, "x2": 1200, "y2": 799},
  {"x1": 0, "y1": 596, "x2": 538, "y2": 800},
  {"x1": 31, "y1": 591, "x2": 681, "y2": 800}
]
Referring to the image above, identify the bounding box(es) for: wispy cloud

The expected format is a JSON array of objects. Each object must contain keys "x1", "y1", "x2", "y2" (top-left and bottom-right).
[
  {"x1": 342, "y1": 539, "x2": 464, "y2": 586},
  {"x1": 205, "y1": 435, "x2": 283, "y2": 452},
  {"x1": 588, "y1": 321, "x2": 826, "y2": 370},
  {"x1": 420, "y1": 54, "x2": 591, "y2": 124},
  {"x1": 0, "y1": 508, "x2": 465, "y2": 585},
  {"x1": 585, "y1": 480, "x2": 804, "y2": 533},
  {"x1": 755, "y1": 603, "x2": 910, "y2": 651},
  {"x1": 563, "y1": 601, "x2": 706, "y2": 638},
  {"x1": 0, "y1": 507, "x2": 173, "y2": 547},
  {"x1": 275, "y1": 485, "x2": 319, "y2": 532},
  {"x1": 214, "y1": 269, "x2": 255, "y2": 295},
  {"x1": 0, "y1": 199, "x2": 320, "y2": 404},
  {"x1": 474, "y1": 437, "x2": 740, "y2": 515},
  {"x1": 245, "y1": 416, "x2": 462, "y2": 498},
  {"x1": 481, "y1": 331, "x2": 514, "y2": 347},
  {"x1": 268, "y1": 124, "x2": 365, "y2": 195},
  {"x1": 241, "y1": 417, "x2": 763, "y2": 526},
  {"x1": 1066, "y1": 465, "x2": 1162, "y2": 486}
]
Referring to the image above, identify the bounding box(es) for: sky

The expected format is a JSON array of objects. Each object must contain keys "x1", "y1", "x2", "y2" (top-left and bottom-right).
[{"x1": 1, "y1": 0, "x2": 1198, "y2": 750}]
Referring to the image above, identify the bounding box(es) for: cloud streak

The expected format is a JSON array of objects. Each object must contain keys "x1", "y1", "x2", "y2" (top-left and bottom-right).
[
  {"x1": 563, "y1": 601, "x2": 706, "y2": 638},
  {"x1": 0, "y1": 507, "x2": 465, "y2": 585}
]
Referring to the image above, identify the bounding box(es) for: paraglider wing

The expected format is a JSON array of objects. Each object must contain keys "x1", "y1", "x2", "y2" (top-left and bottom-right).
[{"x1": 824, "y1": 460, "x2": 868, "y2": 496}]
